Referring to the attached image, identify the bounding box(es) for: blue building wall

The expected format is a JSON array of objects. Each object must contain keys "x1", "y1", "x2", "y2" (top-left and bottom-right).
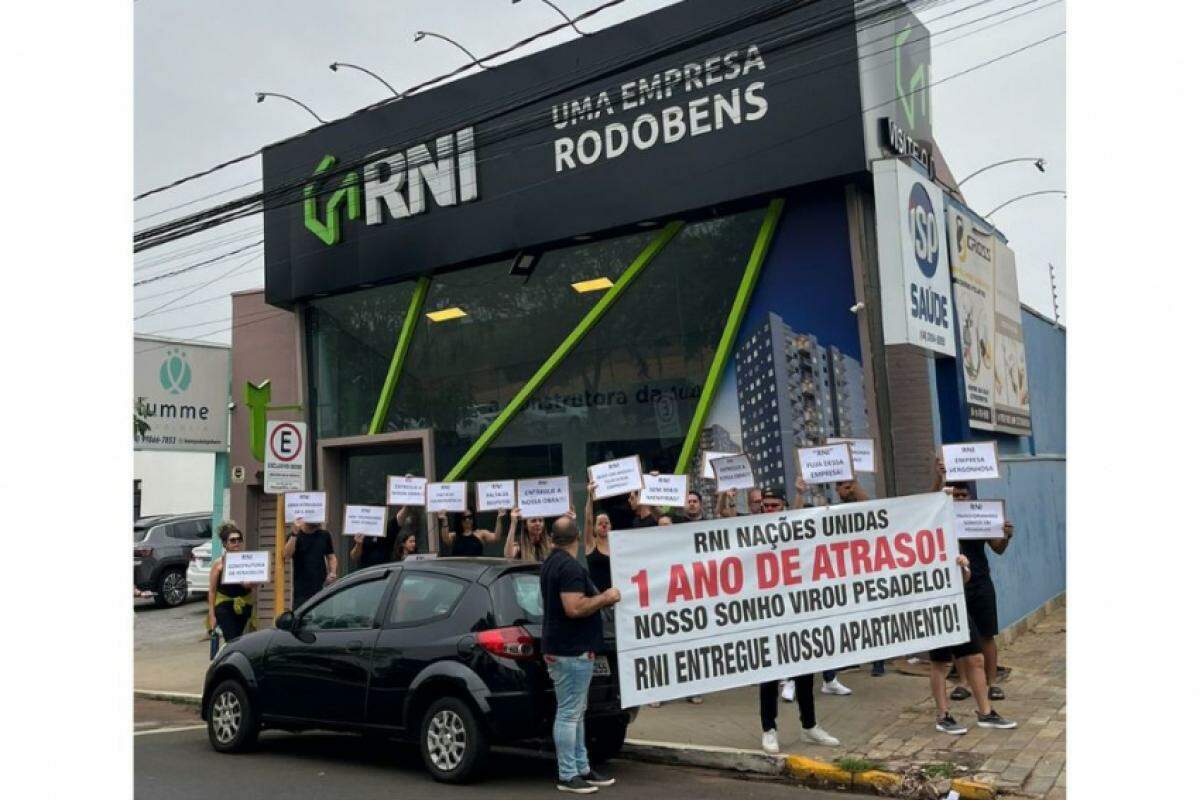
[{"x1": 935, "y1": 308, "x2": 1066, "y2": 629}]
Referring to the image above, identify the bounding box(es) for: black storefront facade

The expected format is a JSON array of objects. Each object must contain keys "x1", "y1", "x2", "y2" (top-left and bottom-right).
[{"x1": 240, "y1": 0, "x2": 963, "y2": 583}]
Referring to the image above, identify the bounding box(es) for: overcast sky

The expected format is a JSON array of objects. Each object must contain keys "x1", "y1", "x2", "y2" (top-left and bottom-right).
[{"x1": 133, "y1": 0, "x2": 1066, "y2": 344}]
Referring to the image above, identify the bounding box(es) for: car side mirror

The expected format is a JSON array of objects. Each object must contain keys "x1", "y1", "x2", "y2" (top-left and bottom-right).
[{"x1": 275, "y1": 611, "x2": 295, "y2": 630}]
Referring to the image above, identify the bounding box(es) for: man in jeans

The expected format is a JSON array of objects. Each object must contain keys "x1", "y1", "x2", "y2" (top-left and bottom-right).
[{"x1": 540, "y1": 516, "x2": 621, "y2": 793}]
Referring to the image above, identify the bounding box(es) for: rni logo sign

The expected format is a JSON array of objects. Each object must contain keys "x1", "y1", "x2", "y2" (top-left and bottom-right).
[
  {"x1": 303, "y1": 155, "x2": 362, "y2": 246},
  {"x1": 894, "y1": 25, "x2": 929, "y2": 133}
]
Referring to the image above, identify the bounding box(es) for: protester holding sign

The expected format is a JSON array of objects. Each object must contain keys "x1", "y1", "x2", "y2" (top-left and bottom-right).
[
  {"x1": 674, "y1": 490, "x2": 709, "y2": 524},
  {"x1": 351, "y1": 506, "x2": 416, "y2": 570},
  {"x1": 584, "y1": 483, "x2": 614, "y2": 593},
  {"x1": 505, "y1": 508, "x2": 551, "y2": 562},
  {"x1": 935, "y1": 458, "x2": 1015, "y2": 701},
  {"x1": 206, "y1": 522, "x2": 256, "y2": 642},
  {"x1": 283, "y1": 518, "x2": 337, "y2": 608},
  {"x1": 540, "y1": 516, "x2": 621, "y2": 794},
  {"x1": 439, "y1": 508, "x2": 499, "y2": 557},
  {"x1": 829, "y1": 477, "x2": 887, "y2": 682},
  {"x1": 626, "y1": 489, "x2": 660, "y2": 528},
  {"x1": 717, "y1": 486, "x2": 763, "y2": 518}
]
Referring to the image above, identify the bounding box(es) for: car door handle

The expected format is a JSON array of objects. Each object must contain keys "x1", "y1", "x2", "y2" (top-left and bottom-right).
[{"x1": 346, "y1": 640, "x2": 364, "y2": 653}]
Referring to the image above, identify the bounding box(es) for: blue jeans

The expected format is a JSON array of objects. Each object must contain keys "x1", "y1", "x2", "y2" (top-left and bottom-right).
[{"x1": 546, "y1": 653, "x2": 594, "y2": 781}]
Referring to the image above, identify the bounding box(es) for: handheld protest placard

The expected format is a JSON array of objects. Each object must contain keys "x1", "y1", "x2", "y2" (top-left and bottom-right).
[
  {"x1": 284, "y1": 491, "x2": 327, "y2": 524},
  {"x1": 700, "y1": 450, "x2": 738, "y2": 480},
  {"x1": 517, "y1": 476, "x2": 571, "y2": 518},
  {"x1": 387, "y1": 475, "x2": 428, "y2": 506},
  {"x1": 588, "y1": 455, "x2": 645, "y2": 500},
  {"x1": 953, "y1": 499, "x2": 1007, "y2": 539},
  {"x1": 426, "y1": 481, "x2": 469, "y2": 513},
  {"x1": 942, "y1": 441, "x2": 1001, "y2": 481},
  {"x1": 797, "y1": 443, "x2": 855, "y2": 483},
  {"x1": 711, "y1": 454, "x2": 756, "y2": 492},
  {"x1": 343, "y1": 505, "x2": 387, "y2": 538},
  {"x1": 640, "y1": 473, "x2": 688, "y2": 508},
  {"x1": 475, "y1": 480, "x2": 516, "y2": 512},
  {"x1": 826, "y1": 437, "x2": 876, "y2": 473},
  {"x1": 222, "y1": 551, "x2": 270, "y2": 583}
]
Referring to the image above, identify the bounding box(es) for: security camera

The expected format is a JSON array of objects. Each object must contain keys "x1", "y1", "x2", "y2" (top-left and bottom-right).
[
  {"x1": 227, "y1": 401, "x2": 236, "y2": 411},
  {"x1": 849, "y1": 302, "x2": 866, "y2": 314}
]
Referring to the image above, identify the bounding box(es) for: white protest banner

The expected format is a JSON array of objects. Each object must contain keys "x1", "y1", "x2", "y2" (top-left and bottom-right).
[
  {"x1": 711, "y1": 454, "x2": 756, "y2": 492},
  {"x1": 284, "y1": 491, "x2": 327, "y2": 524},
  {"x1": 827, "y1": 437, "x2": 876, "y2": 473},
  {"x1": 641, "y1": 474, "x2": 688, "y2": 508},
  {"x1": 475, "y1": 480, "x2": 516, "y2": 512},
  {"x1": 517, "y1": 476, "x2": 571, "y2": 518},
  {"x1": 609, "y1": 492, "x2": 967, "y2": 707},
  {"x1": 588, "y1": 456, "x2": 645, "y2": 500},
  {"x1": 700, "y1": 450, "x2": 738, "y2": 479},
  {"x1": 953, "y1": 500, "x2": 1006, "y2": 540},
  {"x1": 942, "y1": 441, "x2": 1000, "y2": 481},
  {"x1": 426, "y1": 482, "x2": 469, "y2": 513},
  {"x1": 343, "y1": 505, "x2": 387, "y2": 538},
  {"x1": 387, "y1": 475, "x2": 428, "y2": 506},
  {"x1": 798, "y1": 443, "x2": 856, "y2": 483},
  {"x1": 264, "y1": 420, "x2": 306, "y2": 494},
  {"x1": 223, "y1": 551, "x2": 270, "y2": 584}
]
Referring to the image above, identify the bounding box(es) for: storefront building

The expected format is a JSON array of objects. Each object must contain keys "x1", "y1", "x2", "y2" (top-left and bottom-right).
[{"x1": 229, "y1": 0, "x2": 1065, "y2": 631}]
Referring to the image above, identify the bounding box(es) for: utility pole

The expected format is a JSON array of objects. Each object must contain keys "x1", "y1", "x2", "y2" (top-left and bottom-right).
[{"x1": 1048, "y1": 262, "x2": 1061, "y2": 326}]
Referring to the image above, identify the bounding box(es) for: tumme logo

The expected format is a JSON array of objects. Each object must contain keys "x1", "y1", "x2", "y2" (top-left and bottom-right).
[
  {"x1": 894, "y1": 25, "x2": 928, "y2": 132},
  {"x1": 303, "y1": 155, "x2": 362, "y2": 246},
  {"x1": 907, "y1": 182, "x2": 939, "y2": 278},
  {"x1": 159, "y1": 348, "x2": 192, "y2": 395}
]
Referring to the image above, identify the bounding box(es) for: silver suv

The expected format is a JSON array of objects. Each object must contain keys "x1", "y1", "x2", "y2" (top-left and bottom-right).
[{"x1": 134, "y1": 513, "x2": 212, "y2": 608}]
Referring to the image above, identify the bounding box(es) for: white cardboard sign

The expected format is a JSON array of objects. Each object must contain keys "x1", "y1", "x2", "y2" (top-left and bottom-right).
[
  {"x1": 798, "y1": 443, "x2": 856, "y2": 483},
  {"x1": 826, "y1": 437, "x2": 876, "y2": 473},
  {"x1": 953, "y1": 500, "x2": 1006, "y2": 540},
  {"x1": 222, "y1": 551, "x2": 270, "y2": 584},
  {"x1": 700, "y1": 450, "x2": 738, "y2": 480},
  {"x1": 640, "y1": 474, "x2": 688, "y2": 508},
  {"x1": 475, "y1": 480, "x2": 516, "y2": 512},
  {"x1": 942, "y1": 442, "x2": 1000, "y2": 481},
  {"x1": 405, "y1": 553, "x2": 438, "y2": 562},
  {"x1": 264, "y1": 420, "x2": 306, "y2": 494},
  {"x1": 343, "y1": 505, "x2": 387, "y2": 538},
  {"x1": 711, "y1": 454, "x2": 756, "y2": 492},
  {"x1": 426, "y1": 482, "x2": 469, "y2": 513},
  {"x1": 517, "y1": 476, "x2": 571, "y2": 518},
  {"x1": 284, "y1": 491, "x2": 327, "y2": 524},
  {"x1": 588, "y1": 456, "x2": 645, "y2": 500},
  {"x1": 387, "y1": 475, "x2": 428, "y2": 506}
]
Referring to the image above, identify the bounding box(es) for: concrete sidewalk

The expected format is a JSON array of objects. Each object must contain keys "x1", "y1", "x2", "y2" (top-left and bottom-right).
[{"x1": 630, "y1": 602, "x2": 1066, "y2": 798}]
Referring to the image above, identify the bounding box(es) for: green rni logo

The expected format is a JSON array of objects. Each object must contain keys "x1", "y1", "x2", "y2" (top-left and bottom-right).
[
  {"x1": 159, "y1": 348, "x2": 192, "y2": 394},
  {"x1": 304, "y1": 155, "x2": 362, "y2": 246},
  {"x1": 894, "y1": 25, "x2": 928, "y2": 132}
]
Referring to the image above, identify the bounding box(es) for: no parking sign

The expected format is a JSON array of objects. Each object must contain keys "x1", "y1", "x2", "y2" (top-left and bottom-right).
[{"x1": 264, "y1": 420, "x2": 306, "y2": 494}]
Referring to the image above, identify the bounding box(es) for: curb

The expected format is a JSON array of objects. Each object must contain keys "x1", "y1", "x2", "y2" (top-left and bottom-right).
[
  {"x1": 136, "y1": 689, "x2": 202, "y2": 705},
  {"x1": 623, "y1": 739, "x2": 784, "y2": 776}
]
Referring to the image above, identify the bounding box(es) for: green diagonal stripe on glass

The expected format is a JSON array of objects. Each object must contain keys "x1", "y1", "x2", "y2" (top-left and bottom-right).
[
  {"x1": 443, "y1": 221, "x2": 684, "y2": 481},
  {"x1": 368, "y1": 276, "x2": 431, "y2": 435},
  {"x1": 674, "y1": 198, "x2": 785, "y2": 475}
]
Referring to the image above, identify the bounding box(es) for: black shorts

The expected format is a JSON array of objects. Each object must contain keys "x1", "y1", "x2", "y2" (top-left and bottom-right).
[
  {"x1": 965, "y1": 576, "x2": 999, "y2": 638},
  {"x1": 929, "y1": 604, "x2": 982, "y2": 663}
]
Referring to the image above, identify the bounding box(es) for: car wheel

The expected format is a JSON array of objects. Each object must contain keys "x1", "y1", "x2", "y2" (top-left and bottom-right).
[
  {"x1": 586, "y1": 718, "x2": 627, "y2": 764},
  {"x1": 206, "y1": 679, "x2": 258, "y2": 753},
  {"x1": 419, "y1": 696, "x2": 488, "y2": 783},
  {"x1": 155, "y1": 568, "x2": 188, "y2": 608}
]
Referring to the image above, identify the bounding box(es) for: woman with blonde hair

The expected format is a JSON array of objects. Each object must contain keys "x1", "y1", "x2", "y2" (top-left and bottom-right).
[{"x1": 504, "y1": 507, "x2": 550, "y2": 562}]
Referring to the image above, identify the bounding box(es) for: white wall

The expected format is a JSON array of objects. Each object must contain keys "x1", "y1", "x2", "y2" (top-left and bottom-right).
[{"x1": 134, "y1": 451, "x2": 214, "y2": 517}]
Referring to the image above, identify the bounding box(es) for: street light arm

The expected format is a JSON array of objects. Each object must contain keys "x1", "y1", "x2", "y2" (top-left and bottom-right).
[
  {"x1": 330, "y1": 62, "x2": 400, "y2": 97},
  {"x1": 254, "y1": 92, "x2": 326, "y2": 124},
  {"x1": 959, "y1": 157, "x2": 1047, "y2": 186},
  {"x1": 983, "y1": 190, "x2": 1066, "y2": 219},
  {"x1": 415, "y1": 31, "x2": 490, "y2": 69},
  {"x1": 514, "y1": 0, "x2": 589, "y2": 37}
]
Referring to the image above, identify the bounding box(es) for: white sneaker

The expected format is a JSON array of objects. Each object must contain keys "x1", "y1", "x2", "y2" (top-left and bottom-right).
[
  {"x1": 821, "y1": 678, "x2": 853, "y2": 696},
  {"x1": 781, "y1": 680, "x2": 796, "y2": 702},
  {"x1": 761, "y1": 729, "x2": 780, "y2": 754},
  {"x1": 800, "y1": 725, "x2": 840, "y2": 746}
]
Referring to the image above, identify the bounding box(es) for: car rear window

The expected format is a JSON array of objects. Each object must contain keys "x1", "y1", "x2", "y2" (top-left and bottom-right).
[{"x1": 492, "y1": 571, "x2": 544, "y2": 625}]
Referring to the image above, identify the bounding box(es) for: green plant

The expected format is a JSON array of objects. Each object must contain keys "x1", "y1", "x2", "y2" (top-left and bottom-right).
[
  {"x1": 921, "y1": 762, "x2": 957, "y2": 779},
  {"x1": 834, "y1": 757, "x2": 883, "y2": 774}
]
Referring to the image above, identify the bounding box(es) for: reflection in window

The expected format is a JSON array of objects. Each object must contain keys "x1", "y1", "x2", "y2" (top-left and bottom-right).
[
  {"x1": 389, "y1": 573, "x2": 466, "y2": 625},
  {"x1": 300, "y1": 578, "x2": 388, "y2": 630}
]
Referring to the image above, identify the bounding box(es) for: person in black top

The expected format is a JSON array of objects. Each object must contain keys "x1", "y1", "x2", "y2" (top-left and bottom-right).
[
  {"x1": 438, "y1": 508, "x2": 500, "y2": 556},
  {"x1": 626, "y1": 488, "x2": 659, "y2": 528},
  {"x1": 583, "y1": 482, "x2": 612, "y2": 592},
  {"x1": 350, "y1": 505, "x2": 416, "y2": 570},
  {"x1": 672, "y1": 490, "x2": 709, "y2": 524},
  {"x1": 283, "y1": 517, "x2": 337, "y2": 608},
  {"x1": 540, "y1": 516, "x2": 621, "y2": 793},
  {"x1": 206, "y1": 522, "x2": 255, "y2": 642}
]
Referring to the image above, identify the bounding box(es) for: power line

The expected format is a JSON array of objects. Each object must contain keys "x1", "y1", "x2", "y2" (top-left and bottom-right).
[
  {"x1": 135, "y1": 252, "x2": 264, "y2": 319},
  {"x1": 132, "y1": 241, "x2": 263, "y2": 286}
]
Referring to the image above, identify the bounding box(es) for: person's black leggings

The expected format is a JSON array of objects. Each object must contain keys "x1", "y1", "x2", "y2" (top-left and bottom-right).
[
  {"x1": 214, "y1": 603, "x2": 250, "y2": 642},
  {"x1": 760, "y1": 674, "x2": 815, "y2": 731}
]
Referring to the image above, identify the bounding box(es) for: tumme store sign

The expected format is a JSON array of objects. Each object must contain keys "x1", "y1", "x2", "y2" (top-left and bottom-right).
[{"x1": 134, "y1": 337, "x2": 230, "y2": 452}]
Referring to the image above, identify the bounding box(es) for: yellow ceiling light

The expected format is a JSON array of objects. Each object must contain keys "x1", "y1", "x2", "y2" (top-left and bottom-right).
[
  {"x1": 571, "y1": 277, "x2": 614, "y2": 294},
  {"x1": 426, "y1": 307, "x2": 467, "y2": 322}
]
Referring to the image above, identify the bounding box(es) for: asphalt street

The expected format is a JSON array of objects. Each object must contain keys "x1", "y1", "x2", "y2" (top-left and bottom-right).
[{"x1": 135, "y1": 701, "x2": 846, "y2": 800}]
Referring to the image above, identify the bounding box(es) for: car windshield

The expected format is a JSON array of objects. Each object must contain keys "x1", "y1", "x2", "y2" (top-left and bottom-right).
[{"x1": 493, "y1": 572, "x2": 544, "y2": 625}]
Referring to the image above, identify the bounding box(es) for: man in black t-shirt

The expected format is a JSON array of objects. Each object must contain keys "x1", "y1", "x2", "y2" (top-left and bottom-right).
[
  {"x1": 540, "y1": 516, "x2": 621, "y2": 794},
  {"x1": 283, "y1": 518, "x2": 337, "y2": 609},
  {"x1": 350, "y1": 506, "x2": 416, "y2": 570}
]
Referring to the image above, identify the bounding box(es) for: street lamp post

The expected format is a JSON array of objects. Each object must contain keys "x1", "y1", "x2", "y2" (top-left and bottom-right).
[
  {"x1": 254, "y1": 92, "x2": 327, "y2": 124},
  {"x1": 959, "y1": 157, "x2": 1047, "y2": 187},
  {"x1": 329, "y1": 62, "x2": 401, "y2": 97},
  {"x1": 983, "y1": 189, "x2": 1066, "y2": 219},
  {"x1": 414, "y1": 31, "x2": 490, "y2": 69},
  {"x1": 512, "y1": 0, "x2": 589, "y2": 37}
]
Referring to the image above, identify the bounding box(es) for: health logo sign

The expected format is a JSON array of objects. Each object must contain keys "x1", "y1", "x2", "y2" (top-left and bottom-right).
[{"x1": 908, "y1": 182, "x2": 940, "y2": 279}]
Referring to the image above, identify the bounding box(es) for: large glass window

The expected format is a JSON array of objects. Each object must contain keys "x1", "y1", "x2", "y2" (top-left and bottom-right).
[{"x1": 299, "y1": 577, "x2": 389, "y2": 630}]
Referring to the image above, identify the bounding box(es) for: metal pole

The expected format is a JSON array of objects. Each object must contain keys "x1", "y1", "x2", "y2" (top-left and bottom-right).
[
  {"x1": 273, "y1": 497, "x2": 286, "y2": 616},
  {"x1": 211, "y1": 452, "x2": 228, "y2": 559}
]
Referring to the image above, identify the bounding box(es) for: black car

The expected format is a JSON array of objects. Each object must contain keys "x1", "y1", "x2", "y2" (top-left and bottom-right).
[{"x1": 201, "y1": 557, "x2": 635, "y2": 783}]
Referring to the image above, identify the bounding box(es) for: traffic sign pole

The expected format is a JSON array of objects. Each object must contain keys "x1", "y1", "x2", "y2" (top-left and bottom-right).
[
  {"x1": 274, "y1": 495, "x2": 286, "y2": 616},
  {"x1": 264, "y1": 419, "x2": 307, "y2": 618}
]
